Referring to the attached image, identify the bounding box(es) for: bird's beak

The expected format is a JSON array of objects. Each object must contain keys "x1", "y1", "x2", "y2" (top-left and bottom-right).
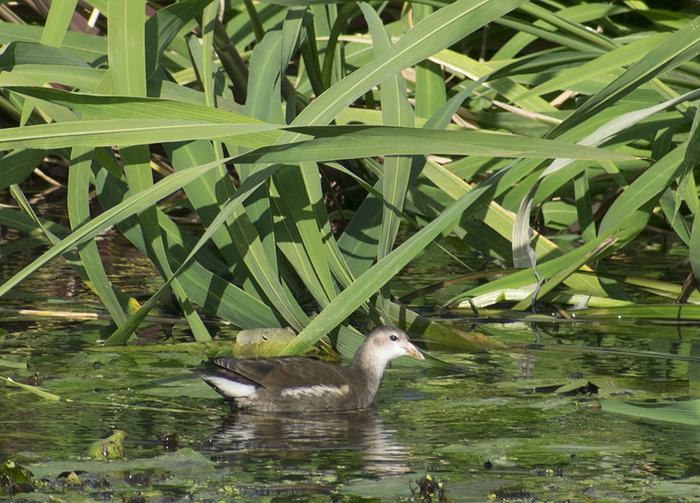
[{"x1": 405, "y1": 341, "x2": 425, "y2": 361}]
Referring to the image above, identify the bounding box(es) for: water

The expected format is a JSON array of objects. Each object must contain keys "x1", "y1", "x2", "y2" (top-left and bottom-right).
[{"x1": 2, "y1": 308, "x2": 700, "y2": 500}]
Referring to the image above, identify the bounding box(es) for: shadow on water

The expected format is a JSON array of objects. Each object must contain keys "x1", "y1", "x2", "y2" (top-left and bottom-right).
[{"x1": 206, "y1": 409, "x2": 410, "y2": 476}]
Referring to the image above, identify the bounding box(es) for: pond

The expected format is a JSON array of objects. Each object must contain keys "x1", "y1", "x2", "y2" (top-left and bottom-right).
[
  {"x1": 1, "y1": 209, "x2": 700, "y2": 501},
  {"x1": 2, "y1": 318, "x2": 699, "y2": 502}
]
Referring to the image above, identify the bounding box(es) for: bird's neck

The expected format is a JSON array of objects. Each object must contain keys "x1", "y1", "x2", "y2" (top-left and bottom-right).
[{"x1": 349, "y1": 346, "x2": 388, "y2": 390}]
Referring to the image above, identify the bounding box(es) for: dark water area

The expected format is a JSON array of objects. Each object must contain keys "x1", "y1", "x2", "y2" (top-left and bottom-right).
[
  {"x1": 3, "y1": 305, "x2": 700, "y2": 500},
  {"x1": 1, "y1": 193, "x2": 700, "y2": 501}
]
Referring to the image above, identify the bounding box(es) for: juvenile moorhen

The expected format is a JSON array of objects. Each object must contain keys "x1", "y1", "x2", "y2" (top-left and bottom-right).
[{"x1": 200, "y1": 326, "x2": 424, "y2": 413}]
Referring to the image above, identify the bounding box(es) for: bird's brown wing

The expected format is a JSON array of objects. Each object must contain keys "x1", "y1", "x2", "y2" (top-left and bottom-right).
[{"x1": 213, "y1": 356, "x2": 351, "y2": 390}]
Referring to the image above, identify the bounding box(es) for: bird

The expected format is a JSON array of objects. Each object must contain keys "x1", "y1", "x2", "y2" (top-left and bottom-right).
[{"x1": 200, "y1": 326, "x2": 425, "y2": 413}]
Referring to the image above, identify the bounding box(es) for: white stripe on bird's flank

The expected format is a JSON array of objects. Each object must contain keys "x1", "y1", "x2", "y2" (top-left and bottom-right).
[{"x1": 280, "y1": 384, "x2": 350, "y2": 398}]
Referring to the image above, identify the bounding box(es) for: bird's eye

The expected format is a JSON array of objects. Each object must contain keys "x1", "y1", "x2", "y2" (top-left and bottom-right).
[{"x1": 390, "y1": 334, "x2": 399, "y2": 341}]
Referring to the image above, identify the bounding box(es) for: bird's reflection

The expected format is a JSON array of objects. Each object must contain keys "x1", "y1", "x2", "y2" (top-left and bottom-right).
[{"x1": 204, "y1": 408, "x2": 410, "y2": 475}]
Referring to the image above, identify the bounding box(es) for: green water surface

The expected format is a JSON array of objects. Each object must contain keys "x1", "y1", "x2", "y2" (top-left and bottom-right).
[{"x1": 1, "y1": 311, "x2": 699, "y2": 502}]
